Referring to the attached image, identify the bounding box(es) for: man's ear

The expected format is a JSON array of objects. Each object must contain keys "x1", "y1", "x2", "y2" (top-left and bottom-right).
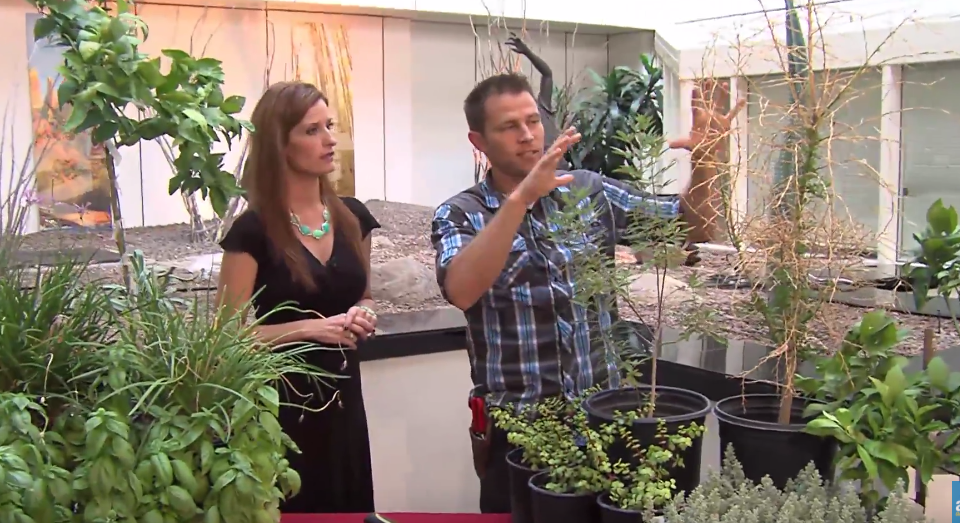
[{"x1": 468, "y1": 130, "x2": 486, "y2": 154}]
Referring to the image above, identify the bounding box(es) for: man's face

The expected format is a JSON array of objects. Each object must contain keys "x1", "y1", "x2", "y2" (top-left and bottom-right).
[{"x1": 470, "y1": 91, "x2": 545, "y2": 179}]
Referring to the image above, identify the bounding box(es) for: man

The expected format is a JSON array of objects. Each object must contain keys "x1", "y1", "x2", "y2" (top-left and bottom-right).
[{"x1": 430, "y1": 73, "x2": 743, "y2": 513}]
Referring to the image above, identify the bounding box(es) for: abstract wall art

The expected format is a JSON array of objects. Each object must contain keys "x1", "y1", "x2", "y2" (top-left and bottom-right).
[{"x1": 25, "y1": 13, "x2": 112, "y2": 229}]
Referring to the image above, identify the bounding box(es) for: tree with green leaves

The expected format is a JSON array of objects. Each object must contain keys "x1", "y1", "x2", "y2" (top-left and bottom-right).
[{"x1": 29, "y1": 0, "x2": 251, "y2": 290}]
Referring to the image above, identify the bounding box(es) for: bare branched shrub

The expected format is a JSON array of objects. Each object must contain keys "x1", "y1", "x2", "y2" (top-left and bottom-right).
[{"x1": 683, "y1": 1, "x2": 925, "y2": 420}]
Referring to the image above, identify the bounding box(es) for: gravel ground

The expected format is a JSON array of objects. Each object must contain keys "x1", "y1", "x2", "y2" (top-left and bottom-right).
[{"x1": 15, "y1": 200, "x2": 960, "y2": 352}]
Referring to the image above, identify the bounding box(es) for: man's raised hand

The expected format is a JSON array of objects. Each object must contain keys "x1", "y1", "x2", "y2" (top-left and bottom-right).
[{"x1": 512, "y1": 127, "x2": 581, "y2": 206}]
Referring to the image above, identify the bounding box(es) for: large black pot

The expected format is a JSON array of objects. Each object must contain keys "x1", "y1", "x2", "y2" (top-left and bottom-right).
[
  {"x1": 597, "y1": 493, "x2": 643, "y2": 523},
  {"x1": 529, "y1": 471, "x2": 600, "y2": 523},
  {"x1": 507, "y1": 448, "x2": 538, "y2": 523},
  {"x1": 583, "y1": 386, "x2": 711, "y2": 493},
  {"x1": 714, "y1": 393, "x2": 837, "y2": 488}
]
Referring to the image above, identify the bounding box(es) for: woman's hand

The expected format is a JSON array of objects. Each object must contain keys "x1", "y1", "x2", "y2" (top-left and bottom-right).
[
  {"x1": 344, "y1": 305, "x2": 378, "y2": 340},
  {"x1": 307, "y1": 314, "x2": 358, "y2": 348}
]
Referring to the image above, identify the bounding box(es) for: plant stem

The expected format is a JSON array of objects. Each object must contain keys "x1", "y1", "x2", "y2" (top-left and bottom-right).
[
  {"x1": 104, "y1": 144, "x2": 132, "y2": 294},
  {"x1": 777, "y1": 343, "x2": 797, "y2": 424}
]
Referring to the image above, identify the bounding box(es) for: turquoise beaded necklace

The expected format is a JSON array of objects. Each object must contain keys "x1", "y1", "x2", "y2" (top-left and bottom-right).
[{"x1": 290, "y1": 208, "x2": 331, "y2": 239}]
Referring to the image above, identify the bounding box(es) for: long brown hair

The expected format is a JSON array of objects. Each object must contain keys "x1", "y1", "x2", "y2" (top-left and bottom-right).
[{"x1": 240, "y1": 81, "x2": 363, "y2": 289}]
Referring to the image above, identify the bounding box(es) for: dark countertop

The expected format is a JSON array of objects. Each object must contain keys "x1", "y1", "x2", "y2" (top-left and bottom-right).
[{"x1": 363, "y1": 309, "x2": 960, "y2": 401}]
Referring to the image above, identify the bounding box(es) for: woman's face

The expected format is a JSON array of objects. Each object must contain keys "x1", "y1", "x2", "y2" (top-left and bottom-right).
[{"x1": 286, "y1": 99, "x2": 338, "y2": 177}]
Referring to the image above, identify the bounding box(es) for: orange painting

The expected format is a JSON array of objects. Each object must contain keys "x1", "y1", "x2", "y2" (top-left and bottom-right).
[{"x1": 26, "y1": 14, "x2": 112, "y2": 229}]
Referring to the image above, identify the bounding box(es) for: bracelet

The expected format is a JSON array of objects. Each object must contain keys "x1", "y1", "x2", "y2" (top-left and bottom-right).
[{"x1": 358, "y1": 305, "x2": 377, "y2": 318}]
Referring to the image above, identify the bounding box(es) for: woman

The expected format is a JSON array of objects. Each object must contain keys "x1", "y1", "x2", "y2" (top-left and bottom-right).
[{"x1": 217, "y1": 81, "x2": 380, "y2": 514}]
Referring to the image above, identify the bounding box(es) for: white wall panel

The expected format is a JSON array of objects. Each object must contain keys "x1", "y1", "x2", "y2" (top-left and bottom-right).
[
  {"x1": 383, "y1": 18, "x2": 414, "y2": 205},
  {"x1": 566, "y1": 33, "x2": 609, "y2": 96},
  {"x1": 745, "y1": 70, "x2": 882, "y2": 246},
  {"x1": 900, "y1": 60, "x2": 960, "y2": 256},
  {"x1": 409, "y1": 21, "x2": 477, "y2": 208}
]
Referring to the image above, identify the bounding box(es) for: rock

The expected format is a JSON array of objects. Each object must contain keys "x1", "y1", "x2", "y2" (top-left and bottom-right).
[
  {"x1": 370, "y1": 256, "x2": 440, "y2": 304},
  {"x1": 372, "y1": 236, "x2": 396, "y2": 250},
  {"x1": 628, "y1": 273, "x2": 690, "y2": 303}
]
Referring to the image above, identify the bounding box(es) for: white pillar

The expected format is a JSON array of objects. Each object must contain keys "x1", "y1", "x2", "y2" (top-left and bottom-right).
[
  {"x1": 877, "y1": 64, "x2": 903, "y2": 275},
  {"x1": 676, "y1": 79, "x2": 695, "y2": 193},
  {"x1": 728, "y1": 76, "x2": 749, "y2": 226}
]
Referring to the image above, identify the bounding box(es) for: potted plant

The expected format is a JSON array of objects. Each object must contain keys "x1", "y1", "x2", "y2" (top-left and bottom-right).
[
  {"x1": 797, "y1": 310, "x2": 960, "y2": 513},
  {"x1": 0, "y1": 250, "x2": 332, "y2": 522},
  {"x1": 547, "y1": 110, "x2": 711, "y2": 494},
  {"x1": 523, "y1": 393, "x2": 610, "y2": 523},
  {"x1": 710, "y1": 1, "x2": 858, "y2": 487},
  {"x1": 664, "y1": 445, "x2": 927, "y2": 523},
  {"x1": 490, "y1": 398, "x2": 567, "y2": 523},
  {"x1": 596, "y1": 415, "x2": 704, "y2": 523}
]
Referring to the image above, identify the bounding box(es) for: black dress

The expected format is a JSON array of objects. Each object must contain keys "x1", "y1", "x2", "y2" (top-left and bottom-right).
[{"x1": 218, "y1": 197, "x2": 381, "y2": 514}]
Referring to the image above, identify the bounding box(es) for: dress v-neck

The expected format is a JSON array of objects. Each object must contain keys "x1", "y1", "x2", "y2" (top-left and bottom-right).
[{"x1": 299, "y1": 231, "x2": 337, "y2": 267}]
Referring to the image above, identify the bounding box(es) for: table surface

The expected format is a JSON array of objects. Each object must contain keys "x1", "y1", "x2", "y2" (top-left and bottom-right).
[{"x1": 282, "y1": 514, "x2": 510, "y2": 523}]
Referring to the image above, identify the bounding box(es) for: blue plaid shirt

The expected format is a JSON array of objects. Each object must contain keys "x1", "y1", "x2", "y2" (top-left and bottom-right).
[{"x1": 431, "y1": 169, "x2": 680, "y2": 407}]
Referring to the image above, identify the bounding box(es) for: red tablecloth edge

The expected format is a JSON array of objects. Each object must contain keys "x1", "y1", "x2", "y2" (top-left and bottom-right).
[{"x1": 281, "y1": 514, "x2": 511, "y2": 523}]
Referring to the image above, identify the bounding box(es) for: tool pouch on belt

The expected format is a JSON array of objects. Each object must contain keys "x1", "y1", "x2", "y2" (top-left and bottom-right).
[{"x1": 468, "y1": 396, "x2": 492, "y2": 479}]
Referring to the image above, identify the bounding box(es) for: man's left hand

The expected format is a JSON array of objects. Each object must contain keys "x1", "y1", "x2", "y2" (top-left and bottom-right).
[{"x1": 344, "y1": 305, "x2": 377, "y2": 340}]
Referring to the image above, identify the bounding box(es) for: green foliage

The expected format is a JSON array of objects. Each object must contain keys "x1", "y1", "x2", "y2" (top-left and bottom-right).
[
  {"x1": 491, "y1": 392, "x2": 609, "y2": 496},
  {"x1": 0, "y1": 254, "x2": 332, "y2": 523},
  {"x1": 29, "y1": 0, "x2": 252, "y2": 216},
  {"x1": 598, "y1": 413, "x2": 703, "y2": 514},
  {"x1": 664, "y1": 445, "x2": 926, "y2": 523},
  {"x1": 908, "y1": 199, "x2": 960, "y2": 321},
  {"x1": 545, "y1": 114, "x2": 688, "y2": 383},
  {"x1": 567, "y1": 56, "x2": 664, "y2": 179},
  {"x1": 797, "y1": 310, "x2": 960, "y2": 512}
]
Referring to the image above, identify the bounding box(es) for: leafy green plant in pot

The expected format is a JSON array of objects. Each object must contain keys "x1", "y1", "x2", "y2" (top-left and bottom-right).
[
  {"x1": 524, "y1": 393, "x2": 610, "y2": 523},
  {"x1": 596, "y1": 415, "x2": 704, "y2": 523},
  {"x1": 490, "y1": 398, "x2": 566, "y2": 523},
  {"x1": 0, "y1": 252, "x2": 118, "y2": 523},
  {"x1": 546, "y1": 112, "x2": 711, "y2": 493},
  {"x1": 797, "y1": 310, "x2": 960, "y2": 514},
  {"x1": 75, "y1": 259, "x2": 332, "y2": 523}
]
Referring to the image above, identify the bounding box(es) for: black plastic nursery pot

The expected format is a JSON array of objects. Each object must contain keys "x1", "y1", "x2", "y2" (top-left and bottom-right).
[
  {"x1": 583, "y1": 386, "x2": 711, "y2": 493},
  {"x1": 507, "y1": 448, "x2": 538, "y2": 523},
  {"x1": 597, "y1": 493, "x2": 644, "y2": 523},
  {"x1": 714, "y1": 393, "x2": 837, "y2": 489},
  {"x1": 529, "y1": 471, "x2": 600, "y2": 523}
]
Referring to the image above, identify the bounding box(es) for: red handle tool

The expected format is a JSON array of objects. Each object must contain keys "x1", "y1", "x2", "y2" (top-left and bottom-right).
[{"x1": 469, "y1": 397, "x2": 487, "y2": 436}]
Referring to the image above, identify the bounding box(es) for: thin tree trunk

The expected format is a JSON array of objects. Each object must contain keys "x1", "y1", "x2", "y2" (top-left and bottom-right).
[
  {"x1": 104, "y1": 143, "x2": 132, "y2": 293},
  {"x1": 181, "y1": 192, "x2": 205, "y2": 242}
]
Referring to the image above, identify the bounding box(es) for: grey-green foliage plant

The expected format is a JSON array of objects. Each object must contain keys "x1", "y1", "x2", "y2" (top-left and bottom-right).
[
  {"x1": 664, "y1": 445, "x2": 926, "y2": 523},
  {"x1": 797, "y1": 309, "x2": 960, "y2": 512},
  {"x1": 545, "y1": 113, "x2": 689, "y2": 408},
  {"x1": 599, "y1": 414, "x2": 703, "y2": 515}
]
